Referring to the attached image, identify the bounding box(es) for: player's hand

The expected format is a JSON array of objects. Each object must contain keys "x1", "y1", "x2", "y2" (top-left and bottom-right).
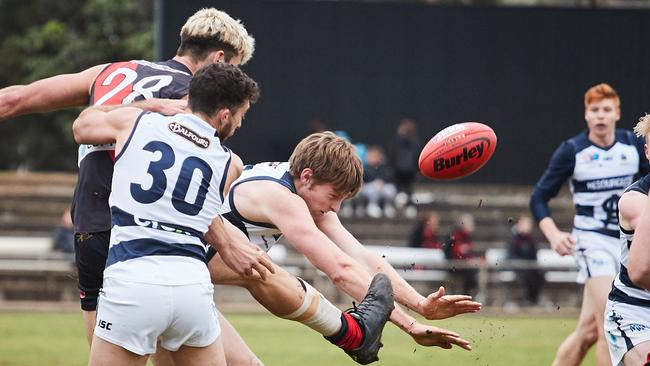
[
  {"x1": 130, "y1": 98, "x2": 187, "y2": 115},
  {"x1": 218, "y1": 240, "x2": 276, "y2": 281},
  {"x1": 407, "y1": 321, "x2": 472, "y2": 350},
  {"x1": 151, "y1": 99, "x2": 188, "y2": 115},
  {"x1": 549, "y1": 231, "x2": 575, "y2": 256},
  {"x1": 206, "y1": 218, "x2": 276, "y2": 281},
  {"x1": 416, "y1": 286, "x2": 482, "y2": 320}
]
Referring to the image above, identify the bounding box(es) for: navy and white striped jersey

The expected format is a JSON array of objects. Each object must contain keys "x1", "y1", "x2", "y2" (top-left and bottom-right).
[
  {"x1": 608, "y1": 173, "x2": 650, "y2": 306},
  {"x1": 530, "y1": 129, "x2": 648, "y2": 238},
  {"x1": 106, "y1": 112, "x2": 231, "y2": 285},
  {"x1": 222, "y1": 162, "x2": 295, "y2": 251}
]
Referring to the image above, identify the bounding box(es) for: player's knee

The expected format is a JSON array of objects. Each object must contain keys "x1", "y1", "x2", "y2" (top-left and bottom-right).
[{"x1": 578, "y1": 326, "x2": 599, "y2": 347}]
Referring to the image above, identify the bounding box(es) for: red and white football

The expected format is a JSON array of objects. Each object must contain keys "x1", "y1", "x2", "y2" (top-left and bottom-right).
[{"x1": 418, "y1": 122, "x2": 497, "y2": 180}]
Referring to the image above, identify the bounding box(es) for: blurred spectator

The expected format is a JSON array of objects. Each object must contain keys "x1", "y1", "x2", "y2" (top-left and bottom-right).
[
  {"x1": 409, "y1": 211, "x2": 442, "y2": 249},
  {"x1": 444, "y1": 213, "x2": 478, "y2": 296},
  {"x1": 445, "y1": 213, "x2": 475, "y2": 260},
  {"x1": 508, "y1": 214, "x2": 544, "y2": 305},
  {"x1": 355, "y1": 146, "x2": 397, "y2": 218},
  {"x1": 388, "y1": 118, "x2": 420, "y2": 218},
  {"x1": 52, "y1": 207, "x2": 74, "y2": 253}
]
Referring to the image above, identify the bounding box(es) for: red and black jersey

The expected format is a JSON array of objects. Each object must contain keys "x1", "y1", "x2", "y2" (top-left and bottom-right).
[{"x1": 71, "y1": 59, "x2": 192, "y2": 233}]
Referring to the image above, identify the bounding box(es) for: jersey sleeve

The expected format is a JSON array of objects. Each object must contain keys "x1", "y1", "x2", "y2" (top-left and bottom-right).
[{"x1": 529, "y1": 141, "x2": 575, "y2": 222}]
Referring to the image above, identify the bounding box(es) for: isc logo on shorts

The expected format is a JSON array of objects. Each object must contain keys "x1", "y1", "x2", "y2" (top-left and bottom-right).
[{"x1": 98, "y1": 319, "x2": 113, "y2": 331}]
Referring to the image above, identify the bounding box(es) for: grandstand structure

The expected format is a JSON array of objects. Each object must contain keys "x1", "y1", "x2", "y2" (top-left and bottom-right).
[{"x1": 0, "y1": 172, "x2": 581, "y2": 308}]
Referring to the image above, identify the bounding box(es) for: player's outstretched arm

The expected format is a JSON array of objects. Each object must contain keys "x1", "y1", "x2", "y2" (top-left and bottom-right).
[
  {"x1": 0, "y1": 64, "x2": 106, "y2": 121},
  {"x1": 256, "y1": 187, "x2": 471, "y2": 349},
  {"x1": 315, "y1": 212, "x2": 481, "y2": 320},
  {"x1": 627, "y1": 193, "x2": 650, "y2": 289}
]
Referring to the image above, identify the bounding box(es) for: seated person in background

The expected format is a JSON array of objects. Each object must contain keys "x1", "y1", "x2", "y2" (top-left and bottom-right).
[
  {"x1": 409, "y1": 211, "x2": 442, "y2": 249},
  {"x1": 507, "y1": 214, "x2": 544, "y2": 306},
  {"x1": 52, "y1": 206, "x2": 74, "y2": 253},
  {"x1": 444, "y1": 213, "x2": 478, "y2": 296},
  {"x1": 355, "y1": 145, "x2": 397, "y2": 218}
]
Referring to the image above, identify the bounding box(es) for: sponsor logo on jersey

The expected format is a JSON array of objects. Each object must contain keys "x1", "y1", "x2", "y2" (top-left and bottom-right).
[
  {"x1": 433, "y1": 138, "x2": 487, "y2": 172},
  {"x1": 133, "y1": 215, "x2": 195, "y2": 236},
  {"x1": 169, "y1": 122, "x2": 210, "y2": 148},
  {"x1": 585, "y1": 176, "x2": 634, "y2": 191}
]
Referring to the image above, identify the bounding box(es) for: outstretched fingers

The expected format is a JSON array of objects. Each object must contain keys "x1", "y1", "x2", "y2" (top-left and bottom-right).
[{"x1": 445, "y1": 335, "x2": 472, "y2": 351}]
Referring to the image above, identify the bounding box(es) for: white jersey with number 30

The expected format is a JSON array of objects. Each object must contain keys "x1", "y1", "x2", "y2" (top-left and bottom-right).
[{"x1": 106, "y1": 112, "x2": 231, "y2": 285}]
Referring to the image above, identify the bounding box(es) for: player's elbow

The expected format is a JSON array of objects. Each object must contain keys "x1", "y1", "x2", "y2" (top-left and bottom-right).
[
  {"x1": 529, "y1": 194, "x2": 549, "y2": 223},
  {"x1": 72, "y1": 113, "x2": 92, "y2": 144},
  {"x1": 0, "y1": 91, "x2": 23, "y2": 120},
  {"x1": 628, "y1": 263, "x2": 650, "y2": 290}
]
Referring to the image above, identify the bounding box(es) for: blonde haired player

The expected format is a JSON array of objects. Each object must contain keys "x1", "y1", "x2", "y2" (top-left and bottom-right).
[
  {"x1": 607, "y1": 114, "x2": 650, "y2": 366},
  {"x1": 177, "y1": 7, "x2": 254, "y2": 66},
  {"x1": 530, "y1": 84, "x2": 649, "y2": 366}
]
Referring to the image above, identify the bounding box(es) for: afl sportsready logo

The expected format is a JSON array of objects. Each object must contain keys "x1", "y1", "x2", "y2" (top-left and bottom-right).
[{"x1": 168, "y1": 122, "x2": 210, "y2": 148}]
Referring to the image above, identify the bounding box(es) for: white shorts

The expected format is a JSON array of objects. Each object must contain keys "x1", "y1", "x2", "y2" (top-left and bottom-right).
[
  {"x1": 573, "y1": 230, "x2": 619, "y2": 284},
  {"x1": 95, "y1": 277, "x2": 220, "y2": 355},
  {"x1": 604, "y1": 300, "x2": 650, "y2": 366}
]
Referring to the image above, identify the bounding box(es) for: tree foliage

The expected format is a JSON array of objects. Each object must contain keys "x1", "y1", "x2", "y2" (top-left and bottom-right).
[{"x1": 0, "y1": 0, "x2": 154, "y2": 171}]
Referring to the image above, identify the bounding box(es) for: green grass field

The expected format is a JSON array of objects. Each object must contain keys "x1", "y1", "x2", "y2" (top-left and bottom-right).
[{"x1": 0, "y1": 312, "x2": 594, "y2": 365}]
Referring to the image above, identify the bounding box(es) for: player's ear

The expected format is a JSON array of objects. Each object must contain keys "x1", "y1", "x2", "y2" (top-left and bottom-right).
[
  {"x1": 214, "y1": 50, "x2": 226, "y2": 63},
  {"x1": 214, "y1": 108, "x2": 230, "y2": 125},
  {"x1": 208, "y1": 50, "x2": 226, "y2": 64},
  {"x1": 300, "y1": 168, "x2": 314, "y2": 185}
]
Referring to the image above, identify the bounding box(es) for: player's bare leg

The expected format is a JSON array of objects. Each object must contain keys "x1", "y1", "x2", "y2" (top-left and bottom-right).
[
  {"x1": 551, "y1": 284, "x2": 598, "y2": 366},
  {"x1": 209, "y1": 254, "x2": 394, "y2": 364},
  {"x1": 209, "y1": 255, "x2": 342, "y2": 331},
  {"x1": 587, "y1": 276, "x2": 616, "y2": 366},
  {"x1": 217, "y1": 310, "x2": 264, "y2": 366},
  {"x1": 82, "y1": 310, "x2": 96, "y2": 346},
  {"x1": 149, "y1": 340, "x2": 173, "y2": 366},
  {"x1": 151, "y1": 311, "x2": 262, "y2": 366},
  {"x1": 169, "y1": 337, "x2": 226, "y2": 366},
  {"x1": 623, "y1": 340, "x2": 650, "y2": 365},
  {"x1": 88, "y1": 336, "x2": 148, "y2": 366}
]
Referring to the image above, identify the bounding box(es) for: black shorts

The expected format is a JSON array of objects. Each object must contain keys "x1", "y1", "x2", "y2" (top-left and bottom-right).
[{"x1": 74, "y1": 231, "x2": 110, "y2": 311}]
